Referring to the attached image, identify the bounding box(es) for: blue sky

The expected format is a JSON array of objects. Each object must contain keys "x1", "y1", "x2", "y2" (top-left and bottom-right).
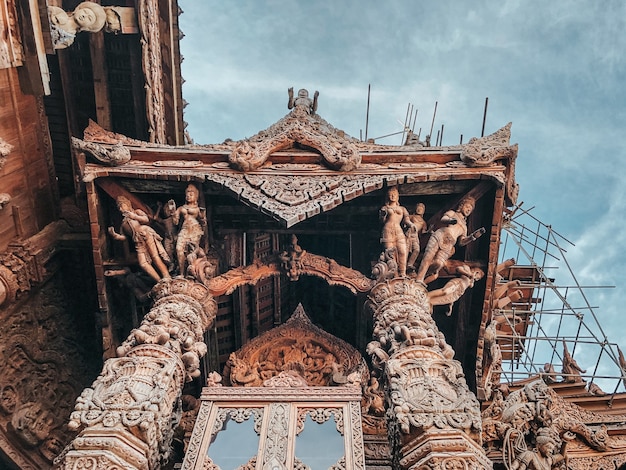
[{"x1": 179, "y1": 1, "x2": 626, "y2": 390}]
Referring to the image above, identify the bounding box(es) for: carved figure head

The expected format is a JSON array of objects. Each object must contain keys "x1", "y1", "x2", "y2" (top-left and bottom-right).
[
  {"x1": 457, "y1": 196, "x2": 476, "y2": 216},
  {"x1": 185, "y1": 184, "x2": 199, "y2": 204},
  {"x1": 415, "y1": 202, "x2": 425, "y2": 215},
  {"x1": 386, "y1": 186, "x2": 399, "y2": 204},
  {"x1": 116, "y1": 195, "x2": 132, "y2": 212},
  {"x1": 72, "y1": 2, "x2": 106, "y2": 32}
]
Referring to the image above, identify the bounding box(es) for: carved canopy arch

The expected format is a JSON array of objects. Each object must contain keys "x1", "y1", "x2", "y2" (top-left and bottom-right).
[
  {"x1": 223, "y1": 303, "x2": 368, "y2": 387},
  {"x1": 207, "y1": 250, "x2": 374, "y2": 297}
]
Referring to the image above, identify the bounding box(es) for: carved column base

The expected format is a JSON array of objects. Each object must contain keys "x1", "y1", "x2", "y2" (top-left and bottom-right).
[
  {"x1": 398, "y1": 429, "x2": 492, "y2": 470},
  {"x1": 57, "y1": 426, "x2": 150, "y2": 470}
]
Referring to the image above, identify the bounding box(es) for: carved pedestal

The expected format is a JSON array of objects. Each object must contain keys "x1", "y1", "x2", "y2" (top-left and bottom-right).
[
  {"x1": 56, "y1": 278, "x2": 217, "y2": 470},
  {"x1": 366, "y1": 279, "x2": 491, "y2": 470}
]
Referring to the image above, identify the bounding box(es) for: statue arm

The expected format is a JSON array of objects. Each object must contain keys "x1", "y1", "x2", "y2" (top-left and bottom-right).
[
  {"x1": 288, "y1": 87, "x2": 294, "y2": 109},
  {"x1": 108, "y1": 226, "x2": 126, "y2": 241},
  {"x1": 312, "y1": 90, "x2": 319, "y2": 113},
  {"x1": 130, "y1": 209, "x2": 150, "y2": 225},
  {"x1": 459, "y1": 227, "x2": 486, "y2": 246}
]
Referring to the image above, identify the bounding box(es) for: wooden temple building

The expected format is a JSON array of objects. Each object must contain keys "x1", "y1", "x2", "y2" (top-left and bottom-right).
[{"x1": 1, "y1": 1, "x2": 626, "y2": 469}]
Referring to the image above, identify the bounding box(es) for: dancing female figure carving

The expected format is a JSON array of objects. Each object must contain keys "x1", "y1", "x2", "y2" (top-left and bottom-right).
[{"x1": 108, "y1": 196, "x2": 171, "y2": 282}]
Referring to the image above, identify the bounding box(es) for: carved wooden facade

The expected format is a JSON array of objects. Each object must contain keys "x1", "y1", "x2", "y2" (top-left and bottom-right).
[{"x1": 1, "y1": 1, "x2": 626, "y2": 469}]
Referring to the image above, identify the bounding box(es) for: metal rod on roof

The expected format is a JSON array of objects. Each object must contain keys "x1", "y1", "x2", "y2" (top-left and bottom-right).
[
  {"x1": 365, "y1": 84, "x2": 371, "y2": 141},
  {"x1": 460, "y1": 134, "x2": 463, "y2": 144},
  {"x1": 435, "y1": 129, "x2": 440, "y2": 147},
  {"x1": 412, "y1": 108, "x2": 418, "y2": 131},
  {"x1": 481, "y1": 97, "x2": 489, "y2": 137},
  {"x1": 439, "y1": 124, "x2": 444, "y2": 145},
  {"x1": 429, "y1": 101, "x2": 437, "y2": 141},
  {"x1": 401, "y1": 102, "x2": 411, "y2": 144}
]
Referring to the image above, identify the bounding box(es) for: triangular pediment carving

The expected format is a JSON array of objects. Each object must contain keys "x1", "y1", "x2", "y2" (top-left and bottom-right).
[
  {"x1": 223, "y1": 304, "x2": 367, "y2": 387},
  {"x1": 228, "y1": 89, "x2": 362, "y2": 172}
]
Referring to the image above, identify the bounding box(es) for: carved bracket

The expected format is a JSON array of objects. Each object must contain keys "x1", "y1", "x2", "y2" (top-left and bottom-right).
[{"x1": 72, "y1": 137, "x2": 131, "y2": 166}]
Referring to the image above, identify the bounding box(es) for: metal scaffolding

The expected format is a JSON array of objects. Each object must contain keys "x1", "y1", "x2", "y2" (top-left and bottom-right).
[{"x1": 495, "y1": 203, "x2": 625, "y2": 396}]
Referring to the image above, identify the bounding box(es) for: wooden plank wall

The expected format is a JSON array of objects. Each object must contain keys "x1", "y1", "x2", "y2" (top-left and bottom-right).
[{"x1": 0, "y1": 67, "x2": 58, "y2": 252}]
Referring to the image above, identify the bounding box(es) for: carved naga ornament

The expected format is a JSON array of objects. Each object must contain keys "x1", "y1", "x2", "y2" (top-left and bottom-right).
[
  {"x1": 229, "y1": 88, "x2": 362, "y2": 172},
  {"x1": 72, "y1": 136, "x2": 131, "y2": 166}
]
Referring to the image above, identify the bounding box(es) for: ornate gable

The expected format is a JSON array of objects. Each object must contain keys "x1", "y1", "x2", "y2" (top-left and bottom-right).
[{"x1": 223, "y1": 304, "x2": 368, "y2": 387}]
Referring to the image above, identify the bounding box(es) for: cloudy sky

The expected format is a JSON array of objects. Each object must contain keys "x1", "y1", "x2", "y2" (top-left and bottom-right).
[{"x1": 178, "y1": 1, "x2": 626, "y2": 390}]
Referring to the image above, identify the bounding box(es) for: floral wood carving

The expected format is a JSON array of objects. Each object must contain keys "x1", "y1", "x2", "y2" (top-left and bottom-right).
[
  {"x1": 224, "y1": 304, "x2": 368, "y2": 388},
  {"x1": 0, "y1": 276, "x2": 101, "y2": 469},
  {"x1": 228, "y1": 89, "x2": 361, "y2": 172}
]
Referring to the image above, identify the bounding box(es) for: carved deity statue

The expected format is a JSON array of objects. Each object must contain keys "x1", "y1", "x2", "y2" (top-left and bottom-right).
[
  {"x1": 288, "y1": 87, "x2": 319, "y2": 114},
  {"x1": 406, "y1": 202, "x2": 428, "y2": 272},
  {"x1": 510, "y1": 427, "x2": 565, "y2": 470},
  {"x1": 169, "y1": 184, "x2": 207, "y2": 276},
  {"x1": 48, "y1": 2, "x2": 106, "y2": 49},
  {"x1": 379, "y1": 187, "x2": 415, "y2": 278},
  {"x1": 415, "y1": 196, "x2": 485, "y2": 284},
  {"x1": 108, "y1": 196, "x2": 171, "y2": 282}
]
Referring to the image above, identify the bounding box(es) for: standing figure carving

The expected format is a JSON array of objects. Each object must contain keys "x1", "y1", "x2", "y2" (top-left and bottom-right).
[
  {"x1": 288, "y1": 87, "x2": 319, "y2": 114},
  {"x1": 379, "y1": 187, "x2": 415, "y2": 278},
  {"x1": 406, "y1": 202, "x2": 428, "y2": 272},
  {"x1": 415, "y1": 196, "x2": 485, "y2": 284},
  {"x1": 169, "y1": 184, "x2": 207, "y2": 276},
  {"x1": 108, "y1": 196, "x2": 171, "y2": 282}
]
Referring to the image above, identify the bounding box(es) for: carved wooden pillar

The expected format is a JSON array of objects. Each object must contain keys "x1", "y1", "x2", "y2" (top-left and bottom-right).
[
  {"x1": 366, "y1": 278, "x2": 492, "y2": 470},
  {"x1": 56, "y1": 278, "x2": 217, "y2": 470}
]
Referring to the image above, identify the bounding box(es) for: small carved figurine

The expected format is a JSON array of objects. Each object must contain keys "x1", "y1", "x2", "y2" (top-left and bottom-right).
[
  {"x1": 288, "y1": 87, "x2": 319, "y2": 114},
  {"x1": 427, "y1": 264, "x2": 484, "y2": 316},
  {"x1": 415, "y1": 196, "x2": 485, "y2": 284},
  {"x1": 108, "y1": 196, "x2": 171, "y2": 282},
  {"x1": 169, "y1": 184, "x2": 207, "y2": 276},
  {"x1": 406, "y1": 202, "x2": 428, "y2": 272},
  {"x1": 379, "y1": 187, "x2": 415, "y2": 278}
]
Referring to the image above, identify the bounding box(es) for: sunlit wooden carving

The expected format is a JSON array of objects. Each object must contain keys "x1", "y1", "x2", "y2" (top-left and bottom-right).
[
  {"x1": 481, "y1": 379, "x2": 618, "y2": 470},
  {"x1": 169, "y1": 184, "x2": 207, "y2": 276},
  {"x1": 415, "y1": 196, "x2": 485, "y2": 284},
  {"x1": 59, "y1": 278, "x2": 216, "y2": 469},
  {"x1": 379, "y1": 187, "x2": 415, "y2": 278},
  {"x1": 427, "y1": 264, "x2": 484, "y2": 316},
  {"x1": 108, "y1": 195, "x2": 171, "y2": 282},
  {"x1": 224, "y1": 304, "x2": 367, "y2": 388},
  {"x1": 365, "y1": 278, "x2": 490, "y2": 469}
]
